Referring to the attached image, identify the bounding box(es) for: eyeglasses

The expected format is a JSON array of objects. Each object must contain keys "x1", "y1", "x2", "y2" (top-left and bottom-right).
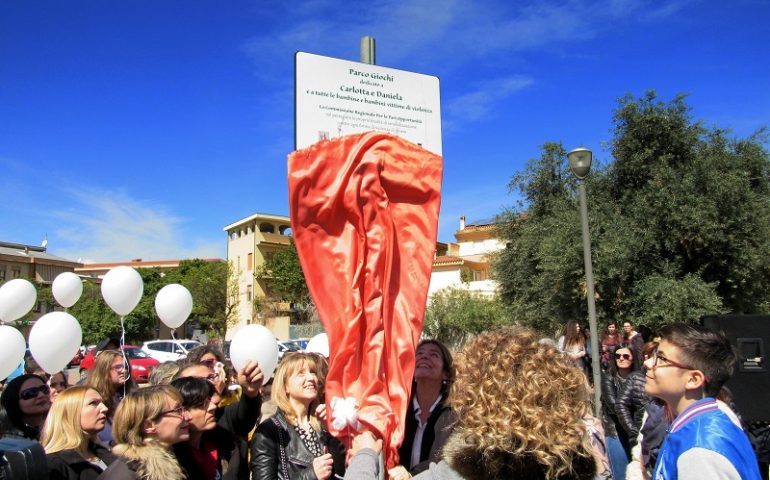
[
  {"x1": 111, "y1": 364, "x2": 127, "y2": 372},
  {"x1": 651, "y1": 348, "x2": 694, "y2": 371},
  {"x1": 20, "y1": 384, "x2": 51, "y2": 400},
  {"x1": 615, "y1": 353, "x2": 633, "y2": 361},
  {"x1": 157, "y1": 405, "x2": 187, "y2": 419}
]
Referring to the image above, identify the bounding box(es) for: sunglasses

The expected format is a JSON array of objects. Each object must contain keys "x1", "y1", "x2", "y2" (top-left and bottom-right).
[
  {"x1": 200, "y1": 359, "x2": 219, "y2": 369},
  {"x1": 615, "y1": 353, "x2": 633, "y2": 361},
  {"x1": 20, "y1": 384, "x2": 51, "y2": 400}
]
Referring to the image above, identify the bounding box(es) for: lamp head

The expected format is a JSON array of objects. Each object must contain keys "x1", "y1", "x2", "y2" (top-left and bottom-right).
[{"x1": 567, "y1": 147, "x2": 593, "y2": 179}]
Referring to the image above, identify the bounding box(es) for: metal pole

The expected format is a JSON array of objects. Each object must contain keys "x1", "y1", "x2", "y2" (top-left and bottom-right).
[
  {"x1": 360, "y1": 34, "x2": 383, "y2": 479},
  {"x1": 360, "y1": 36, "x2": 376, "y2": 65},
  {"x1": 578, "y1": 180, "x2": 602, "y2": 418}
]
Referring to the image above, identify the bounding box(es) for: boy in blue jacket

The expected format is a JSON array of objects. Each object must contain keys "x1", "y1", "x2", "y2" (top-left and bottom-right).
[{"x1": 644, "y1": 323, "x2": 760, "y2": 480}]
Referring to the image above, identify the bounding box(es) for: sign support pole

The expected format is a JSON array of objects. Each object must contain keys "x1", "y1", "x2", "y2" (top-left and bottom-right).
[
  {"x1": 362, "y1": 33, "x2": 385, "y2": 480},
  {"x1": 360, "y1": 36, "x2": 376, "y2": 65}
]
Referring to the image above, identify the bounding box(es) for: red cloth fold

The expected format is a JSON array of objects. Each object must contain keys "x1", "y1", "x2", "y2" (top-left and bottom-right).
[{"x1": 288, "y1": 132, "x2": 442, "y2": 468}]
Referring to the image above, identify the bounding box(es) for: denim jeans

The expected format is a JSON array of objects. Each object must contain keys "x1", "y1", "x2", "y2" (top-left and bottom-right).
[{"x1": 606, "y1": 435, "x2": 629, "y2": 480}]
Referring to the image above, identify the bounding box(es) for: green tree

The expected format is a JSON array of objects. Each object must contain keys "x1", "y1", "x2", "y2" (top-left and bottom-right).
[
  {"x1": 255, "y1": 240, "x2": 314, "y2": 322},
  {"x1": 177, "y1": 259, "x2": 236, "y2": 339},
  {"x1": 423, "y1": 287, "x2": 510, "y2": 349},
  {"x1": 494, "y1": 92, "x2": 770, "y2": 333}
]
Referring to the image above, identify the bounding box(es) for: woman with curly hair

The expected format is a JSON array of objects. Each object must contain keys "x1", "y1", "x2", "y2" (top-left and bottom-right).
[
  {"x1": 86, "y1": 350, "x2": 137, "y2": 446},
  {"x1": 41, "y1": 386, "x2": 116, "y2": 479},
  {"x1": 345, "y1": 326, "x2": 598, "y2": 480},
  {"x1": 96, "y1": 385, "x2": 191, "y2": 480}
]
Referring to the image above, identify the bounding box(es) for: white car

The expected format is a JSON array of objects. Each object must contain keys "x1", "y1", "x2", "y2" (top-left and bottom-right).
[{"x1": 141, "y1": 339, "x2": 202, "y2": 362}]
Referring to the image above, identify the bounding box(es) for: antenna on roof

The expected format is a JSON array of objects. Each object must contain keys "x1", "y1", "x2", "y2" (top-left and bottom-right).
[{"x1": 41, "y1": 234, "x2": 48, "y2": 249}]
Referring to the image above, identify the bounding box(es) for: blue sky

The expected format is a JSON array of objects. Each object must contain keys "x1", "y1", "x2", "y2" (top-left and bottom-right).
[{"x1": 1, "y1": 0, "x2": 768, "y2": 262}]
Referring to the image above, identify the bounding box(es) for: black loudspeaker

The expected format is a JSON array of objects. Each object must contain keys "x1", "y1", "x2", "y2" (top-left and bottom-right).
[{"x1": 701, "y1": 315, "x2": 770, "y2": 423}]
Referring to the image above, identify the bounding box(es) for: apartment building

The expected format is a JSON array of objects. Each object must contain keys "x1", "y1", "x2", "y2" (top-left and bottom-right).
[
  {"x1": 428, "y1": 216, "x2": 504, "y2": 298},
  {"x1": 223, "y1": 212, "x2": 292, "y2": 339}
]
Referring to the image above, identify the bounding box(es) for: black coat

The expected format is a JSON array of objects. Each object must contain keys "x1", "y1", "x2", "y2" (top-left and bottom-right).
[
  {"x1": 174, "y1": 425, "x2": 249, "y2": 480},
  {"x1": 615, "y1": 370, "x2": 650, "y2": 443},
  {"x1": 47, "y1": 443, "x2": 116, "y2": 480},
  {"x1": 216, "y1": 392, "x2": 262, "y2": 438},
  {"x1": 250, "y1": 411, "x2": 346, "y2": 480},
  {"x1": 398, "y1": 397, "x2": 456, "y2": 474}
]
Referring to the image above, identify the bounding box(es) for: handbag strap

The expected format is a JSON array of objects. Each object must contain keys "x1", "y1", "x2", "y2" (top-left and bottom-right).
[{"x1": 271, "y1": 417, "x2": 291, "y2": 479}]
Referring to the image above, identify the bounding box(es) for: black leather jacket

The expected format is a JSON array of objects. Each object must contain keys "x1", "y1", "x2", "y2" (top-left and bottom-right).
[
  {"x1": 615, "y1": 370, "x2": 650, "y2": 443},
  {"x1": 600, "y1": 372, "x2": 627, "y2": 438},
  {"x1": 250, "y1": 411, "x2": 345, "y2": 480}
]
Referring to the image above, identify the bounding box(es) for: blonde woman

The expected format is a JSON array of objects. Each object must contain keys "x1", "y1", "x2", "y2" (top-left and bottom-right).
[
  {"x1": 41, "y1": 386, "x2": 115, "y2": 479},
  {"x1": 86, "y1": 350, "x2": 137, "y2": 446},
  {"x1": 96, "y1": 385, "x2": 191, "y2": 480},
  {"x1": 250, "y1": 353, "x2": 345, "y2": 480},
  {"x1": 346, "y1": 326, "x2": 598, "y2": 480}
]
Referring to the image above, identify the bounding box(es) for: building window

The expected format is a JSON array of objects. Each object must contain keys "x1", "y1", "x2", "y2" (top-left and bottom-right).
[
  {"x1": 246, "y1": 285, "x2": 252, "y2": 302},
  {"x1": 259, "y1": 222, "x2": 275, "y2": 233},
  {"x1": 0, "y1": 268, "x2": 5, "y2": 282},
  {"x1": 247, "y1": 253, "x2": 253, "y2": 271},
  {"x1": 12, "y1": 267, "x2": 21, "y2": 279}
]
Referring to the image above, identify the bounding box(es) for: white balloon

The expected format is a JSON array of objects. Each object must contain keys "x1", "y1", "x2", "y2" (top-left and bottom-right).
[
  {"x1": 0, "y1": 325, "x2": 26, "y2": 380},
  {"x1": 101, "y1": 266, "x2": 143, "y2": 316},
  {"x1": 155, "y1": 284, "x2": 193, "y2": 329},
  {"x1": 29, "y1": 311, "x2": 83, "y2": 374},
  {"x1": 229, "y1": 324, "x2": 279, "y2": 379},
  {"x1": 305, "y1": 333, "x2": 329, "y2": 358},
  {"x1": 52, "y1": 272, "x2": 83, "y2": 308},
  {"x1": 0, "y1": 278, "x2": 37, "y2": 323}
]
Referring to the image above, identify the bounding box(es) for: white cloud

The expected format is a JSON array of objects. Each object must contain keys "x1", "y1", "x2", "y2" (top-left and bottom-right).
[
  {"x1": 445, "y1": 75, "x2": 534, "y2": 124},
  {"x1": 52, "y1": 189, "x2": 223, "y2": 263}
]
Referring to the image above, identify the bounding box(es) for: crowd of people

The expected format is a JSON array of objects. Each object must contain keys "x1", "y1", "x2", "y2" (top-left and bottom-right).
[{"x1": 0, "y1": 321, "x2": 764, "y2": 480}]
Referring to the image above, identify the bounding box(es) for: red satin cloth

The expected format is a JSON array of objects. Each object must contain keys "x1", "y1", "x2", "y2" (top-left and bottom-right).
[{"x1": 288, "y1": 132, "x2": 442, "y2": 468}]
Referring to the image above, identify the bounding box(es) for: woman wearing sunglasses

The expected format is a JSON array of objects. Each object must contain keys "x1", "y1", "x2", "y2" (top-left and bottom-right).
[
  {"x1": 86, "y1": 350, "x2": 137, "y2": 446},
  {"x1": 0, "y1": 373, "x2": 52, "y2": 440},
  {"x1": 41, "y1": 386, "x2": 116, "y2": 479},
  {"x1": 171, "y1": 376, "x2": 249, "y2": 480},
  {"x1": 96, "y1": 385, "x2": 191, "y2": 480},
  {"x1": 600, "y1": 344, "x2": 639, "y2": 480}
]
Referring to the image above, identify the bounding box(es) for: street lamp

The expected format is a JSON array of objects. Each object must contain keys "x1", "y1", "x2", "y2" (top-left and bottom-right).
[{"x1": 567, "y1": 146, "x2": 602, "y2": 417}]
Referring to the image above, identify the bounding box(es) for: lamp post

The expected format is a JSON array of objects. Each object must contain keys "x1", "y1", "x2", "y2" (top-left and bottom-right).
[{"x1": 567, "y1": 146, "x2": 602, "y2": 417}]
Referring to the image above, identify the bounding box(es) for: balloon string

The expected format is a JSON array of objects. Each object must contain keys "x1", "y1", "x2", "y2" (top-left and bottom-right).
[
  {"x1": 170, "y1": 329, "x2": 176, "y2": 342},
  {"x1": 120, "y1": 315, "x2": 128, "y2": 396}
]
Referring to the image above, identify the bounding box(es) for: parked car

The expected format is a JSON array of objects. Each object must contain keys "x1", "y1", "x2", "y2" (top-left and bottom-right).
[
  {"x1": 277, "y1": 340, "x2": 302, "y2": 359},
  {"x1": 141, "y1": 339, "x2": 202, "y2": 362},
  {"x1": 122, "y1": 345, "x2": 160, "y2": 383},
  {"x1": 79, "y1": 345, "x2": 160, "y2": 384},
  {"x1": 68, "y1": 348, "x2": 84, "y2": 368}
]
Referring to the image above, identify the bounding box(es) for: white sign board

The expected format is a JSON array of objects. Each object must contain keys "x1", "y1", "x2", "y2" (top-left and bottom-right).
[{"x1": 295, "y1": 52, "x2": 442, "y2": 155}]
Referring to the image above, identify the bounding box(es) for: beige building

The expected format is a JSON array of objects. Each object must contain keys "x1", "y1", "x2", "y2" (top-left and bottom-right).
[
  {"x1": 76, "y1": 258, "x2": 223, "y2": 279},
  {"x1": 428, "y1": 216, "x2": 504, "y2": 298},
  {"x1": 0, "y1": 240, "x2": 81, "y2": 325},
  {"x1": 223, "y1": 212, "x2": 293, "y2": 339}
]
